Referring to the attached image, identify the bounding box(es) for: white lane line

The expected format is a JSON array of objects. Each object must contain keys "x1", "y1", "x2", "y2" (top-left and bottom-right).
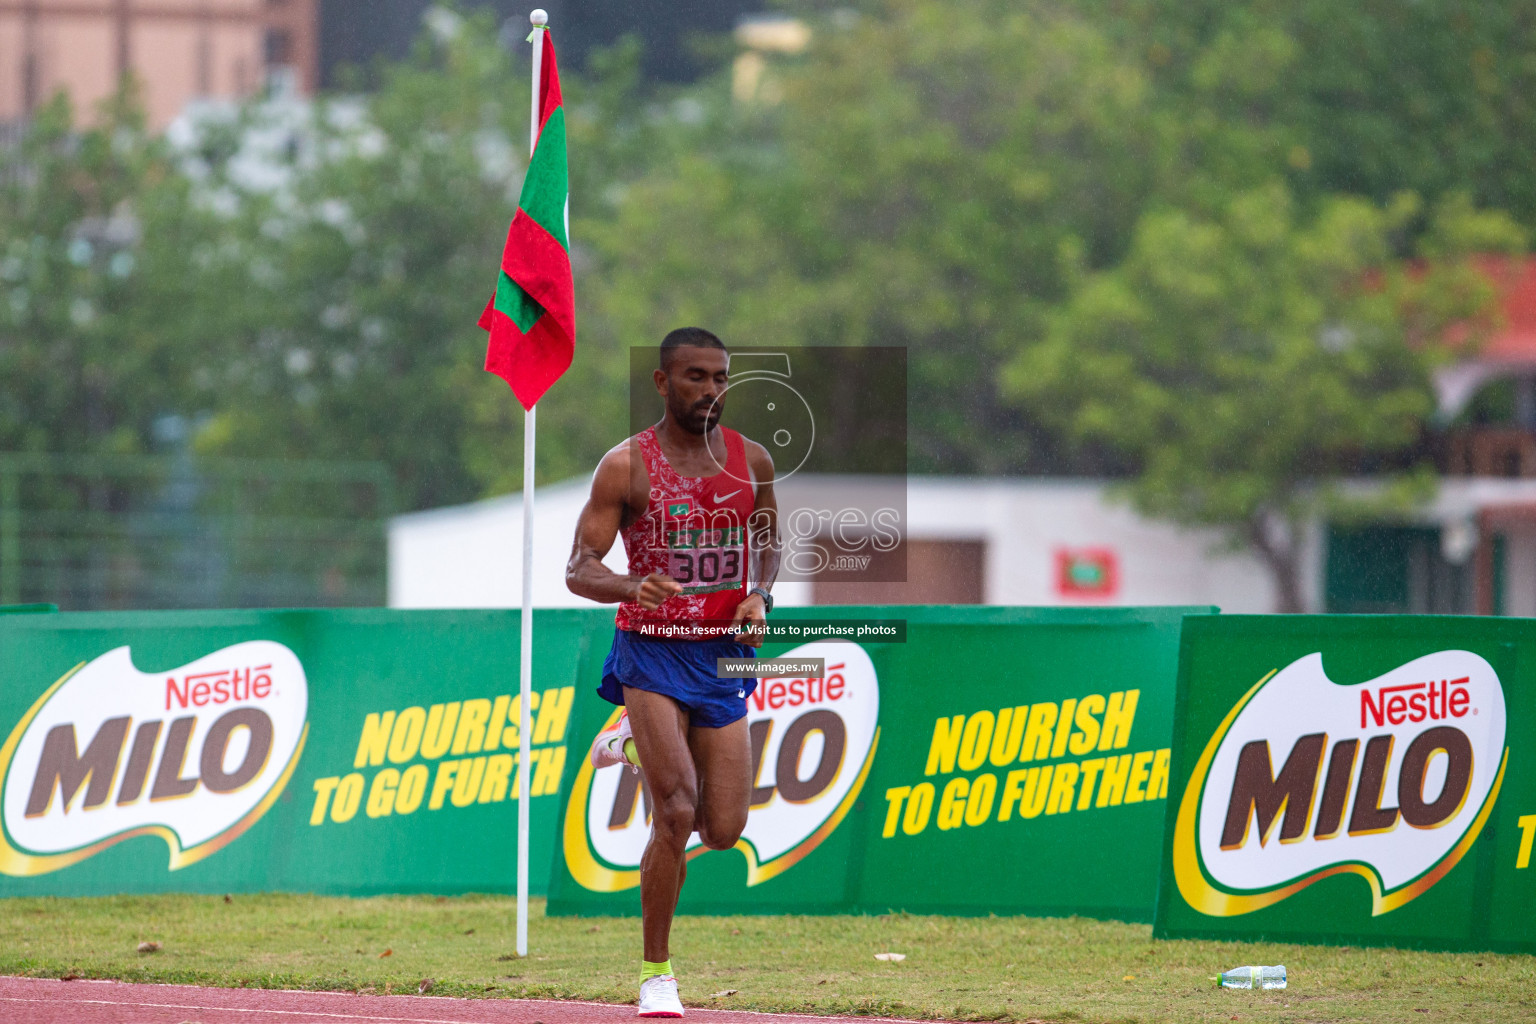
[
  {"x1": 0, "y1": 980, "x2": 945, "y2": 1024},
  {"x1": 0, "y1": 995, "x2": 509, "y2": 1024}
]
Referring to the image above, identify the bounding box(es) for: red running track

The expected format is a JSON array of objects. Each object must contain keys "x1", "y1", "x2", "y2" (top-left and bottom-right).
[{"x1": 0, "y1": 977, "x2": 945, "y2": 1024}]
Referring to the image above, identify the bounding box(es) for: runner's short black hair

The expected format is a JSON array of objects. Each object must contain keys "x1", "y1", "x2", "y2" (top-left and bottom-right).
[{"x1": 660, "y1": 327, "x2": 726, "y2": 369}]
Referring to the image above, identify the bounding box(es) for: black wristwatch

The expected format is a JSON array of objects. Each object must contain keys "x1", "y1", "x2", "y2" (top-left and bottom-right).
[{"x1": 749, "y1": 586, "x2": 774, "y2": 613}]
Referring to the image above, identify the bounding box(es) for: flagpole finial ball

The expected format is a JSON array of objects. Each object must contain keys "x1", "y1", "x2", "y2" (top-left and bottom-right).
[{"x1": 530, "y1": 9, "x2": 548, "y2": 26}]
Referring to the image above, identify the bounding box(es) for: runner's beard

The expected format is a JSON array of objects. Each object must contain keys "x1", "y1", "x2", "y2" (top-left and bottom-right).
[{"x1": 673, "y1": 397, "x2": 722, "y2": 435}]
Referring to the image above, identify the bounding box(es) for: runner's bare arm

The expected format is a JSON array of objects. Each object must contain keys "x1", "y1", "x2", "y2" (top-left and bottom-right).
[
  {"x1": 565, "y1": 445, "x2": 682, "y2": 610},
  {"x1": 730, "y1": 440, "x2": 779, "y2": 645}
]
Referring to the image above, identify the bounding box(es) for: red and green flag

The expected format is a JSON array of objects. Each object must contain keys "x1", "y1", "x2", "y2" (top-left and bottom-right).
[{"x1": 479, "y1": 28, "x2": 573, "y2": 411}]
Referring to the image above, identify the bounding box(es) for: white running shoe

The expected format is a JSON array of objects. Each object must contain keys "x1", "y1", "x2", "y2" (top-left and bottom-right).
[
  {"x1": 638, "y1": 974, "x2": 684, "y2": 1018},
  {"x1": 590, "y1": 710, "x2": 639, "y2": 773}
]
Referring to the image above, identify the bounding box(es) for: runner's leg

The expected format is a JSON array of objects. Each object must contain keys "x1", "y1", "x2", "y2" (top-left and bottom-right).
[
  {"x1": 623, "y1": 685, "x2": 695, "y2": 963},
  {"x1": 660, "y1": 718, "x2": 751, "y2": 918},
  {"x1": 688, "y1": 718, "x2": 752, "y2": 851}
]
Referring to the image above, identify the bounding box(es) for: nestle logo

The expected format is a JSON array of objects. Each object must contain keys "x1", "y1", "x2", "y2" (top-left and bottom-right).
[
  {"x1": 166, "y1": 666, "x2": 274, "y2": 711},
  {"x1": 750, "y1": 662, "x2": 846, "y2": 713},
  {"x1": 1359, "y1": 678, "x2": 1470, "y2": 729},
  {"x1": 1, "y1": 642, "x2": 308, "y2": 877},
  {"x1": 1179, "y1": 650, "x2": 1506, "y2": 920}
]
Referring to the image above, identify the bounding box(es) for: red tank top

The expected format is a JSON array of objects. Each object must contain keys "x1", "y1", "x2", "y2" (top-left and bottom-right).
[{"x1": 615, "y1": 426, "x2": 756, "y2": 638}]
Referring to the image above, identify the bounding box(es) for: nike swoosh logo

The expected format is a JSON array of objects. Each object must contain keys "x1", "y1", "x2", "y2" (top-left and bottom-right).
[{"x1": 713, "y1": 489, "x2": 742, "y2": 503}]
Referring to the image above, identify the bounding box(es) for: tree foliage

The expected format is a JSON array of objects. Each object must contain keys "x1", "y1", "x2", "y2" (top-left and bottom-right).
[
  {"x1": 0, "y1": 89, "x2": 197, "y2": 456},
  {"x1": 173, "y1": 13, "x2": 525, "y2": 511},
  {"x1": 1108, "y1": 0, "x2": 1536, "y2": 226},
  {"x1": 1005, "y1": 187, "x2": 1523, "y2": 609},
  {"x1": 4, "y1": 0, "x2": 1535, "y2": 613},
  {"x1": 577, "y1": 0, "x2": 1297, "y2": 474}
]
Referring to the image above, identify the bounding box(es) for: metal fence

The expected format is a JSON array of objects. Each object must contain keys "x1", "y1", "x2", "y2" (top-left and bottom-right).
[{"x1": 0, "y1": 453, "x2": 393, "y2": 611}]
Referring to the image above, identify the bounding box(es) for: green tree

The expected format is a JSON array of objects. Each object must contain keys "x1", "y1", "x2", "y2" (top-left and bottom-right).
[
  {"x1": 45, "y1": 0, "x2": 1519, "y2": 553},
  {"x1": 178, "y1": 12, "x2": 525, "y2": 511},
  {"x1": 580, "y1": 0, "x2": 1305, "y2": 474},
  {"x1": 0, "y1": 87, "x2": 202, "y2": 456},
  {"x1": 581, "y1": 0, "x2": 1533, "y2": 613},
  {"x1": 1105, "y1": 0, "x2": 1536, "y2": 227},
  {"x1": 1004, "y1": 186, "x2": 1524, "y2": 611}
]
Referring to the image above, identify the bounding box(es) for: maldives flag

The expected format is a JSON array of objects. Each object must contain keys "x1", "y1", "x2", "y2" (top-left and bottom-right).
[{"x1": 478, "y1": 28, "x2": 573, "y2": 410}]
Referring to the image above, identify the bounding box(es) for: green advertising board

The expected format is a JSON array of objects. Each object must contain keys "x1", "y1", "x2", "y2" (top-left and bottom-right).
[
  {"x1": 549, "y1": 605, "x2": 1213, "y2": 921},
  {"x1": 0, "y1": 608, "x2": 596, "y2": 897},
  {"x1": 1155, "y1": 615, "x2": 1533, "y2": 953}
]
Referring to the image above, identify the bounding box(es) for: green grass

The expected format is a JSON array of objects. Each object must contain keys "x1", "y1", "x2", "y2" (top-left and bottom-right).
[{"x1": 1, "y1": 894, "x2": 1532, "y2": 1023}]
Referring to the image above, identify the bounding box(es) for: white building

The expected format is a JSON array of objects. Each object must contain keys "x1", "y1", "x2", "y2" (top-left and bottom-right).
[
  {"x1": 389, "y1": 472, "x2": 1536, "y2": 616},
  {"x1": 390, "y1": 475, "x2": 1313, "y2": 613}
]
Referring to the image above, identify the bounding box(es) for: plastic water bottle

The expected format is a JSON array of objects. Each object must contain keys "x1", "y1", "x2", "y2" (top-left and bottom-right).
[{"x1": 1217, "y1": 965, "x2": 1286, "y2": 990}]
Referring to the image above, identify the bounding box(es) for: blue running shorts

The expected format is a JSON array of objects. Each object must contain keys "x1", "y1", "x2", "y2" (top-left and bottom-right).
[{"x1": 598, "y1": 629, "x2": 758, "y2": 729}]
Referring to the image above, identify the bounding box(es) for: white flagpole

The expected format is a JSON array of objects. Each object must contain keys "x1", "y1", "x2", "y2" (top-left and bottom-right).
[{"x1": 517, "y1": 5, "x2": 548, "y2": 961}]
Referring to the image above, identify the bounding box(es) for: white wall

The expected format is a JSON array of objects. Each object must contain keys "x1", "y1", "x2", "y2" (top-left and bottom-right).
[
  {"x1": 904, "y1": 479, "x2": 1290, "y2": 612},
  {"x1": 1504, "y1": 529, "x2": 1536, "y2": 618},
  {"x1": 387, "y1": 476, "x2": 636, "y2": 610},
  {"x1": 389, "y1": 475, "x2": 1297, "y2": 613}
]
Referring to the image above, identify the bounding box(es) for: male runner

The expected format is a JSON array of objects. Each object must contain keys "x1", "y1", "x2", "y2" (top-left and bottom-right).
[{"x1": 566, "y1": 327, "x2": 780, "y2": 1018}]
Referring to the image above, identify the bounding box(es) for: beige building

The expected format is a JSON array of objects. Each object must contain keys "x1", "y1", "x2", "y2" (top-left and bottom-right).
[{"x1": 0, "y1": 0, "x2": 318, "y2": 131}]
